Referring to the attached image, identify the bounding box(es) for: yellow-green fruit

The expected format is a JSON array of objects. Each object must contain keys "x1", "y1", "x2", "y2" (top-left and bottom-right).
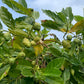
[
  {"x1": 23, "y1": 38, "x2": 31, "y2": 47},
  {"x1": 31, "y1": 41, "x2": 36, "y2": 46},
  {"x1": 4, "y1": 32, "x2": 11, "y2": 40},
  {"x1": 33, "y1": 23, "x2": 41, "y2": 31},
  {"x1": 35, "y1": 65, "x2": 39, "y2": 70},
  {"x1": 32, "y1": 61, "x2": 36, "y2": 65},
  {"x1": 62, "y1": 40, "x2": 71, "y2": 49},
  {"x1": 18, "y1": 51, "x2": 25, "y2": 57},
  {"x1": 67, "y1": 35, "x2": 72, "y2": 40},
  {"x1": 71, "y1": 69, "x2": 75, "y2": 76},
  {"x1": 9, "y1": 58, "x2": 16, "y2": 64},
  {"x1": 73, "y1": 39, "x2": 81, "y2": 46},
  {"x1": 34, "y1": 36, "x2": 40, "y2": 42},
  {"x1": 1, "y1": 38, "x2": 5, "y2": 42}
]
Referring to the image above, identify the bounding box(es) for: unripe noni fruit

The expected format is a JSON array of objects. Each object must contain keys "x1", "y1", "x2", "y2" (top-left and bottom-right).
[
  {"x1": 73, "y1": 39, "x2": 81, "y2": 46},
  {"x1": 4, "y1": 32, "x2": 11, "y2": 41},
  {"x1": 34, "y1": 36, "x2": 40, "y2": 42},
  {"x1": 23, "y1": 38, "x2": 31, "y2": 47},
  {"x1": 67, "y1": 35, "x2": 72, "y2": 41},
  {"x1": 35, "y1": 65, "x2": 39, "y2": 70},
  {"x1": 33, "y1": 23, "x2": 41, "y2": 31},
  {"x1": 9, "y1": 58, "x2": 16, "y2": 64},
  {"x1": 1, "y1": 38, "x2": 5, "y2": 42},
  {"x1": 62, "y1": 40, "x2": 71, "y2": 49},
  {"x1": 31, "y1": 41, "x2": 36, "y2": 46},
  {"x1": 32, "y1": 61, "x2": 36, "y2": 65},
  {"x1": 18, "y1": 51, "x2": 25, "y2": 57}
]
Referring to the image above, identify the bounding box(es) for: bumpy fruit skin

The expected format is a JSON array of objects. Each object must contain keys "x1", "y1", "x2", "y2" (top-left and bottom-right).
[
  {"x1": 67, "y1": 35, "x2": 72, "y2": 40},
  {"x1": 4, "y1": 32, "x2": 11, "y2": 41},
  {"x1": 73, "y1": 39, "x2": 82, "y2": 46},
  {"x1": 9, "y1": 58, "x2": 16, "y2": 64},
  {"x1": 18, "y1": 51, "x2": 25, "y2": 57},
  {"x1": 1, "y1": 38, "x2": 5, "y2": 42},
  {"x1": 23, "y1": 38, "x2": 31, "y2": 47},
  {"x1": 31, "y1": 41, "x2": 36, "y2": 46},
  {"x1": 62, "y1": 40, "x2": 71, "y2": 49},
  {"x1": 33, "y1": 23, "x2": 41, "y2": 31},
  {"x1": 32, "y1": 61, "x2": 36, "y2": 65},
  {"x1": 34, "y1": 36, "x2": 40, "y2": 42}
]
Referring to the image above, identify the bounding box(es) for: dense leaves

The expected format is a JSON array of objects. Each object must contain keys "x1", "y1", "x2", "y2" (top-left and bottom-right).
[{"x1": 0, "y1": 0, "x2": 84, "y2": 84}]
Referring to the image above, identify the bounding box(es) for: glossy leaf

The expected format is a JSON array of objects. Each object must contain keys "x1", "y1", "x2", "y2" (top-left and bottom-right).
[{"x1": 0, "y1": 6, "x2": 15, "y2": 29}]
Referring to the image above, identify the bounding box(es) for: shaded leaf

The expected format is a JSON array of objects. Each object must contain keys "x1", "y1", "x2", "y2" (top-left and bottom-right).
[
  {"x1": 63, "y1": 68, "x2": 70, "y2": 84},
  {"x1": 0, "y1": 22, "x2": 3, "y2": 29}
]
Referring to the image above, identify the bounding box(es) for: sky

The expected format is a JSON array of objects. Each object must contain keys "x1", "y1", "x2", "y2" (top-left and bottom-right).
[{"x1": 0, "y1": 0, "x2": 84, "y2": 40}]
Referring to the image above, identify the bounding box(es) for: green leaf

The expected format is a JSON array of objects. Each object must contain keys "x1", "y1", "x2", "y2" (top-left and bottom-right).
[
  {"x1": 45, "y1": 77, "x2": 64, "y2": 84},
  {"x1": 15, "y1": 21, "x2": 33, "y2": 30},
  {"x1": 21, "y1": 67, "x2": 33, "y2": 77},
  {"x1": 41, "y1": 20, "x2": 62, "y2": 30},
  {"x1": 18, "y1": 0, "x2": 27, "y2": 8},
  {"x1": 57, "y1": 12, "x2": 67, "y2": 23},
  {"x1": 2, "y1": 0, "x2": 33, "y2": 16},
  {"x1": 43, "y1": 68, "x2": 61, "y2": 77},
  {"x1": 65, "y1": 7, "x2": 73, "y2": 22},
  {"x1": 32, "y1": 11, "x2": 40, "y2": 19},
  {"x1": 0, "y1": 6, "x2": 15, "y2": 29},
  {"x1": 8, "y1": 69, "x2": 20, "y2": 78},
  {"x1": 63, "y1": 68, "x2": 70, "y2": 84},
  {"x1": 0, "y1": 22, "x2": 3, "y2": 29},
  {"x1": 9, "y1": 29, "x2": 28, "y2": 37},
  {"x1": 42, "y1": 9, "x2": 64, "y2": 25},
  {"x1": 0, "y1": 64, "x2": 10, "y2": 80},
  {"x1": 46, "y1": 57, "x2": 65, "y2": 69},
  {"x1": 74, "y1": 15, "x2": 84, "y2": 22}
]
